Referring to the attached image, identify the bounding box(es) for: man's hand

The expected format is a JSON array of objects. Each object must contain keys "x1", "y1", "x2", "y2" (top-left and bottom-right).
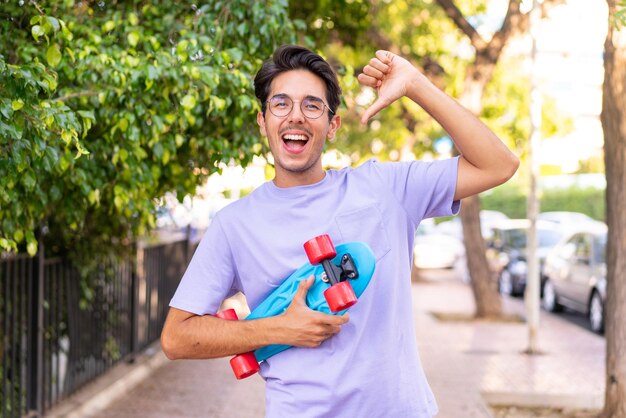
[
  {"x1": 357, "y1": 50, "x2": 422, "y2": 124},
  {"x1": 279, "y1": 276, "x2": 349, "y2": 348}
]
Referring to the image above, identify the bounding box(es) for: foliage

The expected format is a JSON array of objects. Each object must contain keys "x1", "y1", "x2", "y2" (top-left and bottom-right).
[
  {"x1": 294, "y1": 0, "x2": 573, "y2": 165},
  {"x1": 288, "y1": 0, "x2": 371, "y2": 48},
  {"x1": 613, "y1": 0, "x2": 626, "y2": 27},
  {"x1": 311, "y1": 0, "x2": 472, "y2": 162},
  {"x1": 481, "y1": 183, "x2": 606, "y2": 221},
  {"x1": 0, "y1": 0, "x2": 298, "y2": 255}
]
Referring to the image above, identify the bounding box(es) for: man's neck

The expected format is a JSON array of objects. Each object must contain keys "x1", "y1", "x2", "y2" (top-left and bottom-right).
[{"x1": 272, "y1": 169, "x2": 326, "y2": 188}]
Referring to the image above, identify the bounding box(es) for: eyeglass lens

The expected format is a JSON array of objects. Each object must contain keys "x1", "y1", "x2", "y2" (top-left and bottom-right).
[{"x1": 268, "y1": 95, "x2": 327, "y2": 119}]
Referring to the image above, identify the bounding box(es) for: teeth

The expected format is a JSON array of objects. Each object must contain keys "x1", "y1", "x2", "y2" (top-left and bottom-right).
[{"x1": 283, "y1": 134, "x2": 307, "y2": 141}]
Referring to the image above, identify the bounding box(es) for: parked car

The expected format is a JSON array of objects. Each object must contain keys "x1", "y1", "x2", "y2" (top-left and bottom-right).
[
  {"x1": 541, "y1": 223, "x2": 608, "y2": 334},
  {"x1": 413, "y1": 219, "x2": 465, "y2": 269},
  {"x1": 487, "y1": 219, "x2": 565, "y2": 297},
  {"x1": 436, "y1": 210, "x2": 509, "y2": 241},
  {"x1": 537, "y1": 211, "x2": 597, "y2": 227}
]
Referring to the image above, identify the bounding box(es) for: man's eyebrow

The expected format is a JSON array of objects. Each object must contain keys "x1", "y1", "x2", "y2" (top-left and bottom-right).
[{"x1": 271, "y1": 93, "x2": 324, "y2": 101}]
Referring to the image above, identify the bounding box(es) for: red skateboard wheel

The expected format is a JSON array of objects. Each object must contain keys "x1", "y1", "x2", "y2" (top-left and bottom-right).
[
  {"x1": 304, "y1": 234, "x2": 337, "y2": 265},
  {"x1": 324, "y1": 281, "x2": 357, "y2": 312},
  {"x1": 216, "y1": 308, "x2": 238, "y2": 321},
  {"x1": 216, "y1": 309, "x2": 260, "y2": 379},
  {"x1": 231, "y1": 352, "x2": 261, "y2": 380}
]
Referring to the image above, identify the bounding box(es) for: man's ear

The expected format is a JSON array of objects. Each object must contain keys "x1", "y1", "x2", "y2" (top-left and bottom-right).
[
  {"x1": 326, "y1": 115, "x2": 341, "y2": 141},
  {"x1": 257, "y1": 111, "x2": 267, "y2": 137}
]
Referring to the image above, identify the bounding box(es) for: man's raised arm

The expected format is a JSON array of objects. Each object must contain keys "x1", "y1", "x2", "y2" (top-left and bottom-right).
[{"x1": 358, "y1": 50, "x2": 519, "y2": 200}]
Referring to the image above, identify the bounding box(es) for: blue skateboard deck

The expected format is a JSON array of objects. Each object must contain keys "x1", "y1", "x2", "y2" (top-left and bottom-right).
[{"x1": 248, "y1": 241, "x2": 376, "y2": 363}]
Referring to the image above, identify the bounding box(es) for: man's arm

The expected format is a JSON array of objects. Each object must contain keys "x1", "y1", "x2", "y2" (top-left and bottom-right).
[
  {"x1": 161, "y1": 277, "x2": 349, "y2": 360},
  {"x1": 358, "y1": 50, "x2": 519, "y2": 200}
]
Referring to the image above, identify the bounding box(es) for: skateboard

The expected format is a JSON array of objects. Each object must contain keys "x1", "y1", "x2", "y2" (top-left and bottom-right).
[{"x1": 216, "y1": 234, "x2": 376, "y2": 379}]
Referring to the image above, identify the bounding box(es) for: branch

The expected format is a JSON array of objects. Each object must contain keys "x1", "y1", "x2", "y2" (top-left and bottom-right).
[
  {"x1": 487, "y1": 0, "x2": 524, "y2": 63},
  {"x1": 488, "y1": 0, "x2": 567, "y2": 63},
  {"x1": 29, "y1": 0, "x2": 45, "y2": 16},
  {"x1": 434, "y1": 0, "x2": 488, "y2": 50}
]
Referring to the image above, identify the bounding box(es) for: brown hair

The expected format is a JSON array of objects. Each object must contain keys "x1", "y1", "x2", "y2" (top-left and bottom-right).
[{"x1": 254, "y1": 45, "x2": 341, "y2": 121}]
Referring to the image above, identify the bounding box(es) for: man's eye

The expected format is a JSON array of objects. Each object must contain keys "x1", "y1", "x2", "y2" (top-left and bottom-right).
[
  {"x1": 273, "y1": 100, "x2": 289, "y2": 108},
  {"x1": 304, "y1": 101, "x2": 322, "y2": 110}
]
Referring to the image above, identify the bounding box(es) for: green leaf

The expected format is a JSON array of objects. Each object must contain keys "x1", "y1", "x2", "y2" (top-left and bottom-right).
[
  {"x1": 46, "y1": 44, "x2": 62, "y2": 67},
  {"x1": 11, "y1": 100, "x2": 25, "y2": 111},
  {"x1": 43, "y1": 147, "x2": 59, "y2": 172},
  {"x1": 46, "y1": 16, "x2": 61, "y2": 32},
  {"x1": 25, "y1": 231, "x2": 38, "y2": 256},
  {"x1": 128, "y1": 13, "x2": 139, "y2": 26},
  {"x1": 127, "y1": 31, "x2": 140, "y2": 47},
  {"x1": 22, "y1": 171, "x2": 37, "y2": 191},
  {"x1": 32, "y1": 25, "x2": 44, "y2": 41},
  {"x1": 181, "y1": 94, "x2": 197, "y2": 110},
  {"x1": 103, "y1": 20, "x2": 116, "y2": 32}
]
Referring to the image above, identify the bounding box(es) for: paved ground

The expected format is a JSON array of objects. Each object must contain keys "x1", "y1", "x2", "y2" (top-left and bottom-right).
[{"x1": 48, "y1": 268, "x2": 605, "y2": 418}]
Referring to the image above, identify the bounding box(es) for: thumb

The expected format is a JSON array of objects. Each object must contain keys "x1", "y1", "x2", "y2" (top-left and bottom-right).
[
  {"x1": 293, "y1": 276, "x2": 314, "y2": 304},
  {"x1": 361, "y1": 96, "x2": 392, "y2": 125}
]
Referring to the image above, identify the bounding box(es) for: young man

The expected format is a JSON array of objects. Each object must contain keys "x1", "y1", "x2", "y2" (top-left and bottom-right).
[{"x1": 161, "y1": 45, "x2": 519, "y2": 417}]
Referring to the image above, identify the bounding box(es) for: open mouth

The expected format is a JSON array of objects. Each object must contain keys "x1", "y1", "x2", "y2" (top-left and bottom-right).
[{"x1": 282, "y1": 133, "x2": 309, "y2": 153}]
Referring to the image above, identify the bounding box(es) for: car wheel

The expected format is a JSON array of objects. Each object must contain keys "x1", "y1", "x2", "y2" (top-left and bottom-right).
[
  {"x1": 589, "y1": 291, "x2": 605, "y2": 334},
  {"x1": 542, "y1": 279, "x2": 562, "y2": 312},
  {"x1": 499, "y1": 270, "x2": 514, "y2": 296}
]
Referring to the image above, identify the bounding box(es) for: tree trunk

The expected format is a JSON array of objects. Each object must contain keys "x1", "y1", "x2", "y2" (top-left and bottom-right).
[
  {"x1": 601, "y1": 1, "x2": 626, "y2": 416},
  {"x1": 459, "y1": 68, "x2": 504, "y2": 318},
  {"x1": 460, "y1": 195, "x2": 503, "y2": 317}
]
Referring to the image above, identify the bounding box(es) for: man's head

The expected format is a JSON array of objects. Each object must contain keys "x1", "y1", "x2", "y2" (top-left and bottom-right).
[
  {"x1": 254, "y1": 45, "x2": 342, "y2": 122},
  {"x1": 253, "y1": 45, "x2": 342, "y2": 187}
]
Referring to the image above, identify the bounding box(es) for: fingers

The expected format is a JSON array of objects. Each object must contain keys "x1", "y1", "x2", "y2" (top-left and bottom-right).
[
  {"x1": 304, "y1": 314, "x2": 349, "y2": 347},
  {"x1": 375, "y1": 49, "x2": 395, "y2": 65},
  {"x1": 293, "y1": 276, "x2": 314, "y2": 304},
  {"x1": 360, "y1": 97, "x2": 392, "y2": 125},
  {"x1": 358, "y1": 50, "x2": 397, "y2": 124},
  {"x1": 357, "y1": 73, "x2": 380, "y2": 89}
]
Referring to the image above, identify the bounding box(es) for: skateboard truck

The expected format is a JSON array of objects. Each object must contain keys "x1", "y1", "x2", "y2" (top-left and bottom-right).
[
  {"x1": 304, "y1": 234, "x2": 358, "y2": 312},
  {"x1": 215, "y1": 309, "x2": 261, "y2": 379}
]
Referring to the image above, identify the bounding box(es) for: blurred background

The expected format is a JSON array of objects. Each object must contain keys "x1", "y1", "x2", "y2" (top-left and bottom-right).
[{"x1": 1, "y1": 0, "x2": 624, "y2": 417}]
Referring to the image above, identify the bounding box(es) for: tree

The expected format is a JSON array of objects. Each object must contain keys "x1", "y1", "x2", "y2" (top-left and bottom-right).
[
  {"x1": 0, "y1": 1, "x2": 299, "y2": 257},
  {"x1": 296, "y1": 0, "x2": 568, "y2": 318},
  {"x1": 601, "y1": 1, "x2": 626, "y2": 415},
  {"x1": 429, "y1": 0, "x2": 570, "y2": 317}
]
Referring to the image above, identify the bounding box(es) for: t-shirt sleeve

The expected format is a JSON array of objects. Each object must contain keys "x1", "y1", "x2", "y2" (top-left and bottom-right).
[
  {"x1": 169, "y1": 215, "x2": 239, "y2": 315},
  {"x1": 371, "y1": 157, "x2": 461, "y2": 222}
]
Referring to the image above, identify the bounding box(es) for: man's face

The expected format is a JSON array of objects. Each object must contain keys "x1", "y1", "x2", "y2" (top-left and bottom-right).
[{"x1": 257, "y1": 69, "x2": 340, "y2": 187}]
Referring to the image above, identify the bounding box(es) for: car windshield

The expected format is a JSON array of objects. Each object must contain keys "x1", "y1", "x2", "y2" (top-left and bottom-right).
[
  {"x1": 500, "y1": 227, "x2": 562, "y2": 249},
  {"x1": 539, "y1": 229, "x2": 563, "y2": 248}
]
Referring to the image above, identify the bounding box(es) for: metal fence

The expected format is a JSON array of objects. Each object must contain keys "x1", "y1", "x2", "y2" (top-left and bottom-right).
[{"x1": 1, "y1": 237, "x2": 194, "y2": 417}]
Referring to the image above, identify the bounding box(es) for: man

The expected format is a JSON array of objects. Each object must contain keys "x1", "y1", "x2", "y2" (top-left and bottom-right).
[{"x1": 161, "y1": 45, "x2": 519, "y2": 417}]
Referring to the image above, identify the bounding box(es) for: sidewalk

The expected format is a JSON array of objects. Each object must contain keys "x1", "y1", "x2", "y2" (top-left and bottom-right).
[
  {"x1": 48, "y1": 270, "x2": 605, "y2": 418},
  {"x1": 413, "y1": 270, "x2": 604, "y2": 417}
]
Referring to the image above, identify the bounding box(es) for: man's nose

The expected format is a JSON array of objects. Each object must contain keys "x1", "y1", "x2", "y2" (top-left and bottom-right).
[{"x1": 288, "y1": 103, "x2": 306, "y2": 123}]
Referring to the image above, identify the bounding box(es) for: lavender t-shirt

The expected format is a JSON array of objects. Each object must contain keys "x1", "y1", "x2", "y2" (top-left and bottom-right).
[{"x1": 170, "y1": 157, "x2": 460, "y2": 418}]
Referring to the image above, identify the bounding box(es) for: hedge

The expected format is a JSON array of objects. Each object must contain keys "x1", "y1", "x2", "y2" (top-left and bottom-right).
[{"x1": 479, "y1": 184, "x2": 605, "y2": 221}]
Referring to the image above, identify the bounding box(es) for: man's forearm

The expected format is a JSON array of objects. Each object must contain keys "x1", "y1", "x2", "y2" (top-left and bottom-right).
[
  {"x1": 407, "y1": 75, "x2": 516, "y2": 172},
  {"x1": 161, "y1": 310, "x2": 281, "y2": 360},
  {"x1": 161, "y1": 286, "x2": 349, "y2": 361},
  {"x1": 406, "y1": 74, "x2": 519, "y2": 199}
]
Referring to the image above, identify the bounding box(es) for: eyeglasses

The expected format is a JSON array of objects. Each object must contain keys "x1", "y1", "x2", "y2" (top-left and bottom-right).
[{"x1": 266, "y1": 94, "x2": 334, "y2": 120}]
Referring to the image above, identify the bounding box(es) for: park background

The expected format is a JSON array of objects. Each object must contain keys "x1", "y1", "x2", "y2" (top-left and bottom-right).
[{"x1": 1, "y1": 1, "x2": 625, "y2": 417}]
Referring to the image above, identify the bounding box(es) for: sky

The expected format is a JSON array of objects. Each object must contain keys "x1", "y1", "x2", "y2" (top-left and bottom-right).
[{"x1": 527, "y1": 0, "x2": 608, "y2": 173}]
